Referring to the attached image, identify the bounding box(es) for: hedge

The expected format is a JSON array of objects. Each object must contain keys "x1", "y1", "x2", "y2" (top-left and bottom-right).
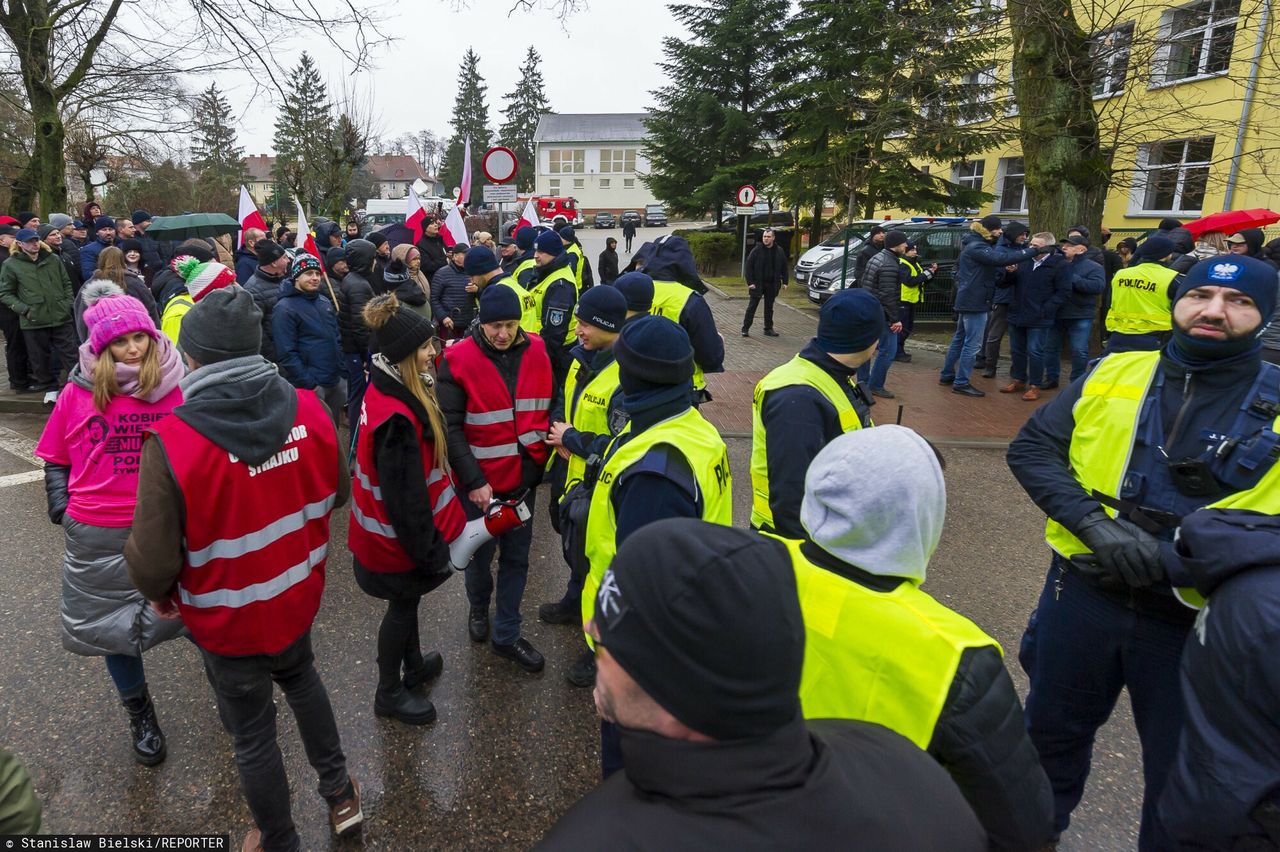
[{"x1": 671, "y1": 230, "x2": 738, "y2": 276}]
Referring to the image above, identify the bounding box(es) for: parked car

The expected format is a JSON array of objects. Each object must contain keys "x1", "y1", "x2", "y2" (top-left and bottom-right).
[
  {"x1": 794, "y1": 220, "x2": 899, "y2": 287},
  {"x1": 718, "y1": 208, "x2": 796, "y2": 229},
  {"x1": 620, "y1": 211, "x2": 642, "y2": 228},
  {"x1": 644, "y1": 204, "x2": 668, "y2": 227},
  {"x1": 593, "y1": 211, "x2": 616, "y2": 229}
]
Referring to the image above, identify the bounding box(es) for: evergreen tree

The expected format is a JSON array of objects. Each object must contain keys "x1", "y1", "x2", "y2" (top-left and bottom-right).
[
  {"x1": 439, "y1": 48, "x2": 492, "y2": 208},
  {"x1": 642, "y1": 0, "x2": 788, "y2": 219},
  {"x1": 498, "y1": 47, "x2": 552, "y2": 193},
  {"x1": 272, "y1": 52, "x2": 332, "y2": 212},
  {"x1": 190, "y1": 84, "x2": 247, "y2": 213}
]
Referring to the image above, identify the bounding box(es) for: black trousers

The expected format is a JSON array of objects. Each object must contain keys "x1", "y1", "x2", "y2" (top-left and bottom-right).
[
  {"x1": 24, "y1": 323, "x2": 78, "y2": 387},
  {"x1": 742, "y1": 282, "x2": 781, "y2": 332},
  {"x1": 0, "y1": 304, "x2": 30, "y2": 388}
]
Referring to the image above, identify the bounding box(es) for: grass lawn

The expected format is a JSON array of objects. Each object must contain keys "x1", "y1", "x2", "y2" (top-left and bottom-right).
[{"x1": 704, "y1": 276, "x2": 819, "y2": 313}]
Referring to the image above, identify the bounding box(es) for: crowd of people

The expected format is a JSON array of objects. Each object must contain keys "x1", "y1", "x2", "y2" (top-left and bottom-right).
[{"x1": 0, "y1": 200, "x2": 1278, "y2": 852}]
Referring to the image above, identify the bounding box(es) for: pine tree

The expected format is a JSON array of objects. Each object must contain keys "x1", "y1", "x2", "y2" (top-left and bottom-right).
[
  {"x1": 190, "y1": 84, "x2": 247, "y2": 213},
  {"x1": 439, "y1": 48, "x2": 492, "y2": 208},
  {"x1": 642, "y1": 0, "x2": 788, "y2": 218},
  {"x1": 272, "y1": 52, "x2": 332, "y2": 212},
  {"x1": 498, "y1": 47, "x2": 552, "y2": 193}
]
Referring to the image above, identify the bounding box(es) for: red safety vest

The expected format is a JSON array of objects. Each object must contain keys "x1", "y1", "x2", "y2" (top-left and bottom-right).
[
  {"x1": 349, "y1": 383, "x2": 466, "y2": 572},
  {"x1": 152, "y1": 390, "x2": 339, "y2": 657},
  {"x1": 442, "y1": 333, "x2": 553, "y2": 493}
]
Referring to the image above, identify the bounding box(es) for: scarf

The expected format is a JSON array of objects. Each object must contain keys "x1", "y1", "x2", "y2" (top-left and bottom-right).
[{"x1": 77, "y1": 333, "x2": 185, "y2": 402}]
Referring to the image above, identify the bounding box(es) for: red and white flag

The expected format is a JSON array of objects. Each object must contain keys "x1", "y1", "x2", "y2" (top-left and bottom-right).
[
  {"x1": 238, "y1": 185, "x2": 268, "y2": 247},
  {"x1": 515, "y1": 198, "x2": 539, "y2": 231},
  {"x1": 457, "y1": 135, "x2": 472, "y2": 207},
  {"x1": 294, "y1": 198, "x2": 322, "y2": 261},
  {"x1": 438, "y1": 204, "x2": 468, "y2": 249},
  {"x1": 405, "y1": 186, "x2": 427, "y2": 244}
]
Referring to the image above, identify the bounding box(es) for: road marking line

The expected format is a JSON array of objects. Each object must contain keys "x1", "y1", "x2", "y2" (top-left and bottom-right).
[
  {"x1": 0, "y1": 469, "x2": 44, "y2": 488},
  {"x1": 0, "y1": 424, "x2": 38, "y2": 467}
]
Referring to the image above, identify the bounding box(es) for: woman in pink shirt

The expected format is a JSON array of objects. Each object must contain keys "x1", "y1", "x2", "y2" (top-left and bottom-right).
[{"x1": 35, "y1": 294, "x2": 185, "y2": 767}]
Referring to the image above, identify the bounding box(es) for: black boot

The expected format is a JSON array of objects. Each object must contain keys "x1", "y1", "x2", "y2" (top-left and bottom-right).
[
  {"x1": 403, "y1": 651, "x2": 443, "y2": 691},
  {"x1": 122, "y1": 687, "x2": 166, "y2": 766},
  {"x1": 375, "y1": 656, "x2": 437, "y2": 725}
]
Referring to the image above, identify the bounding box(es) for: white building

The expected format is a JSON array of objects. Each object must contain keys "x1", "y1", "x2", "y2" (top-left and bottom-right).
[{"x1": 532, "y1": 113, "x2": 658, "y2": 214}]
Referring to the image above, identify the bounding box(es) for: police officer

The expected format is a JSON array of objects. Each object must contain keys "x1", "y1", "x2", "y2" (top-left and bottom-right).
[
  {"x1": 510, "y1": 226, "x2": 538, "y2": 290},
  {"x1": 612, "y1": 271, "x2": 654, "y2": 322},
  {"x1": 580, "y1": 314, "x2": 733, "y2": 776},
  {"x1": 896, "y1": 240, "x2": 934, "y2": 362},
  {"x1": 1103, "y1": 235, "x2": 1180, "y2": 353},
  {"x1": 785, "y1": 426, "x2": 1054, "y2": 851},
  {"x1": 436, "y1": 285, "x2": 554, "y2": 673},
  {"x1": 463, "y1": 245, "x2": 538, "y2": 334},
  {"x1": 541, "y1": 286, "x2": 630, "y2": 688},
  {"x1": 1007, "y1": 255, "x2": 1280, "y2": 850},
  {"x1": 558, "y1": 225, "x2": 594, "y2": 292},
  {"x1": 750, "y1": 288, "x2": 879, "y2": 538},
  {"x1": 528, "y1": 230, "x2": 580, "y2": 387}
]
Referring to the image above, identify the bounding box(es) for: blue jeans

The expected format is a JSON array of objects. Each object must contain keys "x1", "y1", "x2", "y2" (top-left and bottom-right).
[
  {"x1": 1020, "y1": 561, "x2": 1189, "y2": 851},
  {"x1": 941, "y1": 311, "x2": 989, "y2": 388},
  {"x1": 855, "y1": 323, "x2": 898, "y2": 390},
  {"x1": 105, "y1": 653, "x2": 146, "y2": 699},
  {"x1": 1043, "y1": 318, "x2": 1093, "y2": 383},
  {"x1": 1008, "y1": 325, "x2": 1049, "y2": 386},
  {"x1": 465, "y1": 490, "x2": 536, "y2": 646}
]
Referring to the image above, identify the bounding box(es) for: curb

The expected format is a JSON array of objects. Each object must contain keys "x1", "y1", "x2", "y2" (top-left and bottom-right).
[{"x1": 0, "y1": 398, "x2": 49, "y2": 415}]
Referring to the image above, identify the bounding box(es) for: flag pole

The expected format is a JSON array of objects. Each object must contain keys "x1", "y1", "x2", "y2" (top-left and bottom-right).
[{"x1": 320, "y1": 266, "x2": 341, "y2": 312}]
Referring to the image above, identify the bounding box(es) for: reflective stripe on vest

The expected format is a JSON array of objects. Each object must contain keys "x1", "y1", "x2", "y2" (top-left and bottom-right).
[
  {"x1": 650, "y1": 280, "x2": 707, "y2": 391},
  {"x1": 750, "y1": 355, "x2": 868, "y2": 530},
  {"x1": 1042, "y1": 350, "x2": 1280, "y2": 608},
  {"x1": 562, "y1": 355, "x2": 623, "y2": 495},
  {"x1": 567, "y1": 243, "x2": 586, "y2": 292},
  {"x1": 581, "y1": 407, "x2": 732, "y2": 636},
  {"x1": 528, "y1": 264, "x2": 579, "y2": 344},
  {"x1": 348, "y1": 384, "x2": 466, "y2": 572},
  {"x1": 442, "y1": 333, "x2": 553, "y2": 492},
  {"x1": 898, "y1": 257, "x2": 924, "y2": 304},
  {"x1": 776, "y1": 536, "x2": 999, "y2": 748},
  {"x1": 1105, "y1": 263, "x2": 1177, "y2": 334},
  {"x1": 155, "y1": 389, "x2": 338, "y2": 657}
]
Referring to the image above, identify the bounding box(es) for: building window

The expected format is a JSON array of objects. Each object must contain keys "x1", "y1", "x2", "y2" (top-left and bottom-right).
[
  {"x1": 953, "y1": 159, "x2": 986, "y2": 191},
  {"x1": 1134, "y1": 137, "x2": 1214, "y2": 213},
  {"x1": 548, "y1": 149, "x2": 585, "y2": 174},
  {"x1": 996, "y1": 157, "x2": 1027, "y2": 212},
  {"x1": 958, "y1": 67, "x2": 996, "y2": 125},
  {"x1": 623, "y1": 178, "x2": 635, "y2": 188},
  {"x1": 599, "y1": 178, "x2": 611, "y2": 189},
  {"x1": 600, "y1": 148, "x2": 636, "y2": 173},
  {"x1": 1156, "y1": 0, "x2": 1238, "y2": 84},
  {"x1": 1091, "y1": 23, "x2": 1133, "y2": 97},
  {"x1": 549, "y1": 179, "x2": 561, "y2": 193},
  {"x1": 573, "y1": 178, "x2": 584, "y2": 189}
]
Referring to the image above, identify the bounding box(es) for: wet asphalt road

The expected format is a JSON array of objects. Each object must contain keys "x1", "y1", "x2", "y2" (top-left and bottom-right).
[{"x1": 0, "y1": 399, "x2": 1143, "y2": 849}]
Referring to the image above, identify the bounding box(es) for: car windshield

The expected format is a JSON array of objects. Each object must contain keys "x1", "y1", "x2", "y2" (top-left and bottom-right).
[{"x1": 819, "y1": 223, "x2": 879, "y2": 248}]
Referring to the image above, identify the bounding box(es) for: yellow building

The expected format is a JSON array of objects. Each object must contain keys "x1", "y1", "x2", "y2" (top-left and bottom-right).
[{"x1": 877, "y1": 0, "x2": 1280, "y2": 231}]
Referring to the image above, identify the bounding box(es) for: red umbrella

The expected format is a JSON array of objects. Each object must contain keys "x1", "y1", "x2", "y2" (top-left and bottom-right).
[{"x1": 1185, "y1": 208, "x2": 1279, "y2": 237}]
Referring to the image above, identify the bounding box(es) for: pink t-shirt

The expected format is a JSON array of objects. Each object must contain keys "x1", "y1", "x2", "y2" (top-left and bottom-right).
[{"x1": 35, "y1": 383, "x2": 183, "y2": 527}]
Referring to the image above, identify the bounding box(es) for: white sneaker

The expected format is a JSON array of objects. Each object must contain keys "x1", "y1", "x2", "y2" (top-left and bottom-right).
[{"x1": 43, "y1": 390, "x2": 58, "y2": 405}]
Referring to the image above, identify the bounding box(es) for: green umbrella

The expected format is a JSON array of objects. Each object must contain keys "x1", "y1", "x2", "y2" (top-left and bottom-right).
[{"x1": 144, "y1": 213, "x2": 242, "y2": 239}]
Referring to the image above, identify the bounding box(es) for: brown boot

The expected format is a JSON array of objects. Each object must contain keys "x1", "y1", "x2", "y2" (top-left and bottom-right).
[
  {"x1": 1022, "y1": 386, "x2": 1041, "y2": 401},
  {"x1": 1000, "y1": 380, "x2": 1027, "y2": 393}
]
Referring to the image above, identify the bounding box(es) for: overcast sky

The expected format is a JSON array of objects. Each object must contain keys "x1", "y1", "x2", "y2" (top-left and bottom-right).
[{"x1": 216, "y1": 0, "x2": 686, "y2": 158}]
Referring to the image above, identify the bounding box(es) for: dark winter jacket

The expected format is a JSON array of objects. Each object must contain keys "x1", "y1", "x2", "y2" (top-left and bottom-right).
[
  {"x1": 415, "y1": 233, "x2": 448, "y2": 282},
  {"x1": 338, "y1": 269, "x2": 374, "y2": 354},
  {"x1": 234, "y1": 245, "x2": 258, "y2": 284},
  {"x1": 380, "y1": 267, "x2": 430, "y2": 315},
  {"x1": 552, "y1": 345, "x2": 625, "y2": 461},
  {"x1": 53, "y1": 241, "x2": 83, "y2": 292},
  {"x1": 854, "y1": 240, "x2": 882, "y2": 282},
  {"x1": 1158, "y1": 509, "x2": 1280, "y2": 850},
  {"x1": 758, "y1": 342, "x2": 872, "y2": 538},
  {"x1": 532, "y1": 253, "x2": 579, "y2": 369},
  {"x1": 745, "y1": 242, "x2": 790, "y2": 289},
  {"x1": 1056, "y1": 255, "x2": 1106, "y2": 320},
  {"x1": 991, "y1": 235, "x2": 1023, "y2": 307},
  {"x1": 136, "y1": 232, "x2": 164, "y2": 275},
  {"x1": 429, "y1": 260, "x2": 476, "y2": 328},
  {"x1": 244, "y1": 268, "x2": 287, "y2": 362},
  {"x1": 1007, "y1": 250, "x2": 1071, "y2": 328},
  {"x1": 859, "y1": 248, "x2": 902, "y2": 322},
  {"x1": 271, "y1": 281, "x2": 344, "y2": 389},
  {"x1": 435, "y1": 326, "x2": 549, "y2": 495},
  {"x1": 598, "y1": 248, "x2": 619, "y2": 284},
  {"x1": 537, "y1": 717, "x2": 986, "y2": 852},
  {"x1": 953, "y1": 229, "x2": 1039, "y2": 313},
  {"x1": 79, "y1": 236, "x2": 113, "y2": 282},
  {"x1": 1007, "y1": 347, "x2": 1265, "y2": 623},
  {"x1": 153, "y1": 266, "x2": 185, "y2": 309},
  {"x1": 0, "y1": 243, "x2": 74, "y2": 330},
  {"x1": 621, "y1": 220, "x2": 637, "y2": 240},
  {"x1": 635, "y1": 235, "x2": 709, "y2": 295}
]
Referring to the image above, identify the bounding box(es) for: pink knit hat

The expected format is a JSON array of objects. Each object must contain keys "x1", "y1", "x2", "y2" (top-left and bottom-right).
[
  {"x1": 84, "y1": 295, "x2": 158, "y2": 355},
  {"x1": 175, "y1": 255, "x2": 236, "y2": 303}
]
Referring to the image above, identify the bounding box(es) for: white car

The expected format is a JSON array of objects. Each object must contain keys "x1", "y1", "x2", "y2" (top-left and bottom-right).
[{"x1": 793, "y1": 220, "x2": 907, "y2": 287}]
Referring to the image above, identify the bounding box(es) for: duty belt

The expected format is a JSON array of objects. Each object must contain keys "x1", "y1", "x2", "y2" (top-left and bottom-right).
[{"x1": 1091, "y1": 490, "x2": 1181, "y2": 536}]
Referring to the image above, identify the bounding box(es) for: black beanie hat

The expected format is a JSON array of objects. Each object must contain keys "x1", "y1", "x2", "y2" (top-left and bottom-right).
[
  {"x1": 596, "y1": 519, "x2": 805, "y2": 740},
  {"x1": 364, "y1": 294, "x2": 436, "y2": 363},
  {"x1": 366, "y1": 232, "x2": 388, "y2": 249},
  {"x1": 119, "y1": 238, "x2": 143, "y2": 256},
  {"x1": 131, "y1": 209, "x2": 152, "y2": 226},
  {"x1": 816, "y1": 289, "x2": 885, "y2": 354},
  {"x1": 613, "y1": 271, "x2": 654, "y2": 312},
  {"x1": 979, "y1": 214, "x2": 1003, "y2": 231},
  {"x1": 1003, "y1": 221, "x2": 1029, "y2": 244},
  {"x1": 884, "y1": 230, "x2": 908, "y2": 250},
  {"x1": 1159, "y1": 217, "x2": 1183, "y2": 231},
  {"x1": 613, "y1": 314, "x2": 694, "y2": 390},
  {"x1": 478, "y1": 283, "x2": 522, "y2": 323},
  {"x1": 325, "y1": 246, "x2": 347, "y2": 270},
  {"x1": 180, "y1": 286, "x2": 263, "y2": 365},
  {"x1": 255, "y1": 240, "x2": 285, "y2": 265},
  {"x1": 575, "y1": 285, "x2": 627, "y2": 332},
  {"x1": 1135, "y1": 235, "x2": 1175, "y2": 262}
]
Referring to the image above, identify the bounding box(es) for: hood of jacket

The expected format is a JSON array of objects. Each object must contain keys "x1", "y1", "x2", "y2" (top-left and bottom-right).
[
  {"x1": 961, "y1": 230, "x2": 994, "y2": 250},
  {"x1": 7, "y1": 241, "x2": 53, "y2": 261},
  {"x1": 634, "y1": 235, "x2": 708, "y2": 294},
  {"x1": 1236, "y1": 227, "x2": 1266, "y2": 256},
  {"x1": 344, "y1": 238, "x2": 376, "y2": 274},
  {"x1": 1168, "y1": 227, "x2": 1196, "y2": 255},
  {"x1": 1174, "y1": 510, "x2": 1280, "y2": 597},
  {"x1": 174, "y1": 356, "x2": 300, "y2": 466},
  {"x1": 311, "y1": 221, "x2": 341, "y2": 250}
]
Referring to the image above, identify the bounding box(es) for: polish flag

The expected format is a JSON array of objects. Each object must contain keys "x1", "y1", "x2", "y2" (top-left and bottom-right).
[
  {"x1": 457, "y1": 135, "x2": 472, "y2": 207},
  {"x1": 238, "y1": 186, "x2": 267, "y2": 247},
  {"x1": 515, "y1": 198, "x2": 539, "y2": 231},
  {"x1": 439, "y1": 204, "x2": 468, "y2": 249},
  {"x1": 294, "y1": 198, "x2": 322, "y2": 260},
  {"x1": 405, "y1": 186, "x2": 427, "y2": 244}
]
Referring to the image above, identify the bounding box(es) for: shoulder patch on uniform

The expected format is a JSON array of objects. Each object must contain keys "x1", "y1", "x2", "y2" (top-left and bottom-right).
[{"x1": 548, "y1": 308, "x2": 566, "y2": 327}]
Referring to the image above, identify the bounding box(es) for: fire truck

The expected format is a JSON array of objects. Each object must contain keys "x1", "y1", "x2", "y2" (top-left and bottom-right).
[{"x1": 529, "y1": 196, "x2": 583, "y2": 227}]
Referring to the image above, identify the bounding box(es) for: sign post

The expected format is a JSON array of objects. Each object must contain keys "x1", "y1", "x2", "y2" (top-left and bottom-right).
[{"x1": 737, "y1": 185, "x2": 757, "y2": 278}]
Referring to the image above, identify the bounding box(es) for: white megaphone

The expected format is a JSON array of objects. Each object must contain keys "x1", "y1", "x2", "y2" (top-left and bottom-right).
[{"x1": 449, "y1": 496, "x2": 532, "y2": 571}]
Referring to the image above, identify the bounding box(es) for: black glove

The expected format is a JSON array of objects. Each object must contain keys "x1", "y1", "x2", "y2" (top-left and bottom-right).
[
  {"x1": 1032, "y1": 243, "x2": 1052, "y2": 256},
  {"x1": 1074, "y1": 510, "x2": 1164, "y2": 588}
]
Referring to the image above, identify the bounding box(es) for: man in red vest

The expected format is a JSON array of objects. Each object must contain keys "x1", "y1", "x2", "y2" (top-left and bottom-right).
[
  {"x1": 436, "y1": 284, "x2": 553, "y2": 673},
  {"x1": 125, "y1": 287, "x2": 361, "y2": 852}
]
